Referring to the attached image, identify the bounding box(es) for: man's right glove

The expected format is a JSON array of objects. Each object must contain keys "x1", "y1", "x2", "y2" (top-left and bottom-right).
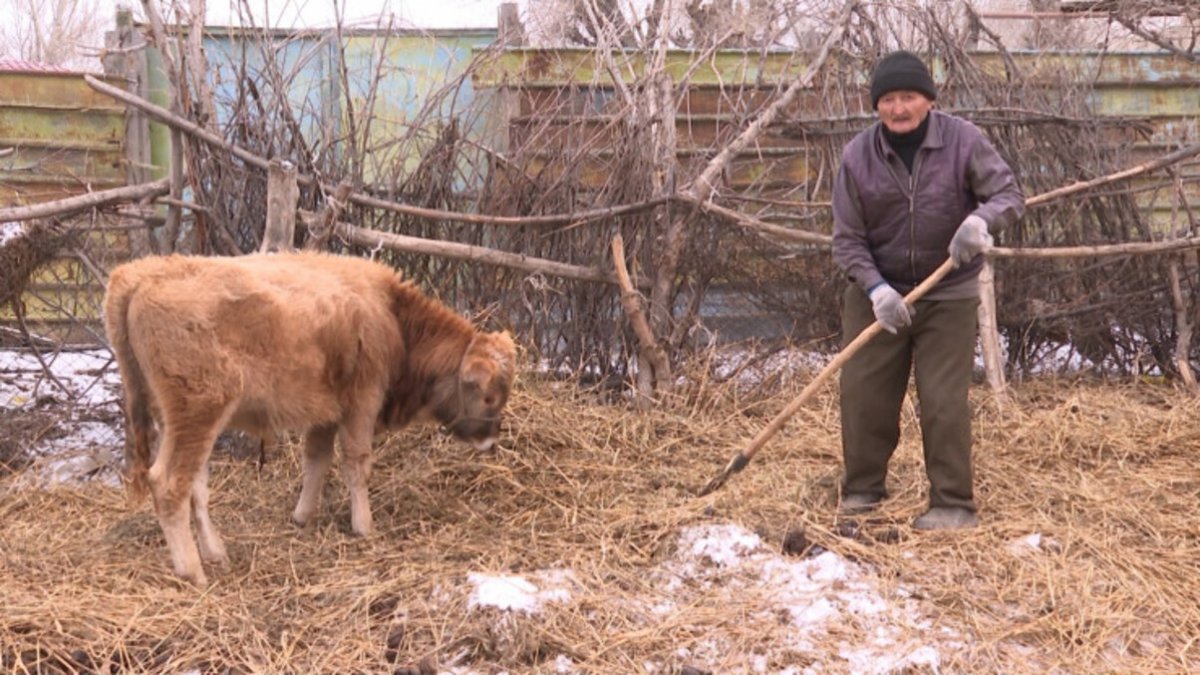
[
  {"x1": 948, "y1": 214, "x2": 993, "y2": 268},
  {"x1": 868, "y1": 283, "x2": 913, "y2": 334}
]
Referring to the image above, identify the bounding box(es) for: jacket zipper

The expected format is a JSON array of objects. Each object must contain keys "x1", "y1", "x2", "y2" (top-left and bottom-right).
[
  {"x1": 908, "y1": 165, "x2": 917, "y2": 284},
  {"x1": 882, "y1": 133, "x2": 925, "y2": 288}
]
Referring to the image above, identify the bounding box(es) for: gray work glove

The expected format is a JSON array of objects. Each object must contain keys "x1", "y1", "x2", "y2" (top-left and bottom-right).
[
  {"x1": 948, "y1": 214, "x2": 993, "y2": 268},
  {"x1": 868, "y1": 284, "x2": 913, "y2": 334}
]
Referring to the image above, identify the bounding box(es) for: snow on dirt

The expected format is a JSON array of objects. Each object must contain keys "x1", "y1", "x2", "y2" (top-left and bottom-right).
[
  {"x1": 460, "y1": 522, "x2": 956, "y2": 674},
  {"x1": 0, "y1": 348, "x2": 124, "y2": 487}
]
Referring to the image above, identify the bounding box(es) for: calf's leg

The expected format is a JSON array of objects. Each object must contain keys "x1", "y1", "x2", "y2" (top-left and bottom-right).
[
  {"x1": 292, "y1": 424, "x2": 337, "y2": 527},
  {"x1": 192, "y1": 461, "x2": 227, "y2": 565},
  {"x1": 338, "y1": 416, "x2": 376, "y2": 536},
  {"x1": 148, "y1": 423, "x2": 210, "y2": 587}
]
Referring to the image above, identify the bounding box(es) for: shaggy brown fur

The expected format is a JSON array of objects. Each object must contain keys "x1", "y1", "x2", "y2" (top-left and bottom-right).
[{"x1": 103, "y1": 252, "x2": 516, "y2": 586}]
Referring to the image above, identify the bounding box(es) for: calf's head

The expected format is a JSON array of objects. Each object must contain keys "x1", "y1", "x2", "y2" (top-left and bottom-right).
[{"x1": 432, "y1": 330, "x2": 516, "y2": 450}]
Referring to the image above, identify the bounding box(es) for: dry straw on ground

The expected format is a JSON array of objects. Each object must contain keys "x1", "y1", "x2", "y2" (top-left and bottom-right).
[{"x1": 1, "y1": 364, "x2": 1198, "y2": 673}]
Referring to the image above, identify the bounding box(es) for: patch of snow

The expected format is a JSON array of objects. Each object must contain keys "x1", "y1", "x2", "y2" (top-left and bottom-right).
[
  {"x1": 467, "y1": 569, "x2": 576, "y2": 614},
  {"x1": 445, "y1": 520, "x2": 961, "y2": 673},
  {"x1": 1, "y1": 221, "x2": 26, "y2": 246},
  {"x1": 681, "y1": 521, "x2": 763, "y2": 567},
  {"x1": 1007, "y1": 533, "x2": 1044, "y2": 557},
  {"x1": 1006, "y1": 532, "x2": 1060, "y2": 558},
  {"x1": 1, "y1": 349, "x2": 121, "y2": 408},
  {"x1": 647, "y1": 522, "x2": 957, "y2": 674},
  {"x1": 1, "y1": 348, "x2": 125, "y2": 486}
]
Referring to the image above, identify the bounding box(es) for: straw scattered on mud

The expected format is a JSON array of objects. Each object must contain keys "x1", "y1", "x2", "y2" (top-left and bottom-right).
[{"x1": 2, "y1": 365, "x2": 1198, "y2": 673}]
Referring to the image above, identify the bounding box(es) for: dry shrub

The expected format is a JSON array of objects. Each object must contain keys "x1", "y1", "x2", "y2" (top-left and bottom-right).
[
  {"x1": 1, "y1": 364, "x2": 1197, "y2": 673},
  {"x1": 0, "y1": 220, "x2": 78, "y2": 311}
]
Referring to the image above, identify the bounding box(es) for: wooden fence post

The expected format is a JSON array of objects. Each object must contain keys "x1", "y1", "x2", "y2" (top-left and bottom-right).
[
  {"x1": 978, "y1": 258, "x2": 1008, "y2": 403},
  {"x1": 498, "y1": 3, "x2": 524, "y2": 46},
  {"x1": 303, "y1": 181, "x2": 352, "y2": 251},
  {"x1": 103, "y1": 6, "x2": 154, "y2": 256},
  {"x1": 260, "y1": 159, "x2": 298, "y2": 253},
  {"x1": 163, "y1": 114, "x2": 184, "y2": 252}
]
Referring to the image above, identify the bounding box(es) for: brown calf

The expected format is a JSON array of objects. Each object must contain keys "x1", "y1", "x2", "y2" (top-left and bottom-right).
[{"x1": 104, "y1": 252, "x2": 516, "y2": 586}]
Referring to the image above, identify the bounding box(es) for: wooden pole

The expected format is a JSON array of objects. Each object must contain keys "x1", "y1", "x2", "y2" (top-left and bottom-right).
[
  {"x1": 260, "y1": 159, "x2": 299, "y2": 253},
  {"x1": 611, "y1": 233, "x2": 672, "y2": 408},
  {"x1": 103, "y1": 6, "x2": 154, "y2": 256},
  {"x1": 305, "y1": 217, "x2": 640, "y2": 289},
  {"x1": 977, "y1": 259, "x2": 1008, "y2": 402},
  {"x1": 163, "y1": 118, "x2": 185, "y2": 253},
  {"x1": 0, "y1": 179, "x2": 171, "y2": 223},
  {"x1": 700, "y1": 258, "x2": 958, "y2": 496},
  {"x1": 497, "y1": 2, "x2": 524, "y2": 46}
]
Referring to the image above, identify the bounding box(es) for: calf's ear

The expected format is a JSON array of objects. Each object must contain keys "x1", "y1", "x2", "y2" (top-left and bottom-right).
[
  {"x1": 461, "y1": 356, "x2": 498, "y2": 386},
  {"x1": 485, "y1": 331, "x2": 517, "y2": 372}
]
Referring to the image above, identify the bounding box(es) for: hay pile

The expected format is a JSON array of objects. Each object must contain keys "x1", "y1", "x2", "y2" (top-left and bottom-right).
[{"x1": 1, "y1": 367, "x2": 1198, "y2": 673}]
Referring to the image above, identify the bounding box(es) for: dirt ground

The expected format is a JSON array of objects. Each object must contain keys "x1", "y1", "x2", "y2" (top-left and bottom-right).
[{"x1": 1, "y1": 371, "x2": 1198, "y2": 673}]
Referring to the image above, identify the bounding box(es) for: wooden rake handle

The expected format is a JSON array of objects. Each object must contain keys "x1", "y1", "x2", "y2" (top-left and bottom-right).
[{"x1": 699, "y1": 257, "x2": 958, "y2": 496}]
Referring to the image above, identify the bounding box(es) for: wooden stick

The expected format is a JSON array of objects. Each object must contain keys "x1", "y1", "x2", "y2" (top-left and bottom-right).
[
  {"x1": 611, "y1": 233, "x2": 672, "y2": 407},
  {"x1": 991, "y1": 235, "x2": 1200, "y2": 258},
  {"x1": 684, "y1": 0, "x2": 857, "y2": 202},
  {"x1": 1025, "y1": 140, "x2": 1200, "y2": 207},
  {"x1": 676, "y1": 194, "x2": 833, "y2": 246},
  {"x1": 347, "y1": 190, "x2": 670, "y2": 228},
  {"x1": 308, "y1": 217, "x2": 639, "y2": 289},
  {"x1": 0, "y1": 178, "x2": 171, "y2": 223},
  {"x1": 700, "y1": 257, "x2": 957, "y2": 496},
  {"x1": 86, "y1": 74, "x2": 275, "y2": 174}
]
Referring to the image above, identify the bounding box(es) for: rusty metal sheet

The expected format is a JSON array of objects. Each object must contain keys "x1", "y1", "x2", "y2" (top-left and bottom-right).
[
  {"x1": 0, "y1": 71, "x2": 127, "y2": 207},
  {"x1": 965, "y1": 51, "x2": 1200, "y2": 86},
  {"x1": 0, "y1": 68, "x2": 127, "y2": 339},
  {"x1": 0, "y1": 71, "x2": 126, "y2": 109}
]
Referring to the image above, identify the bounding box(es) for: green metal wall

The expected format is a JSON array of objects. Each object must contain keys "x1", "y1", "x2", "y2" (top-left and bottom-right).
[
  {"x1": 0, "y1": 69, "x2": 127, "y2": 205},
  {"x1": 0, "y1": 68, "x2": 129, "y2": 335}
]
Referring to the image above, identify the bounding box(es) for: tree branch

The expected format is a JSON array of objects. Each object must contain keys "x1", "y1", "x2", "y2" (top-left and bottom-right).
[{"x1": 684, "y1": 0, "x2": 858, "y2": 201}]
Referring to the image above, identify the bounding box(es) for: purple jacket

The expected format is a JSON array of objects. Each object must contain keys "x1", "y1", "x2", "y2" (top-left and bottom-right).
[{"x1": 832, "y1": 110, "x2": 1025, "y2": 300}]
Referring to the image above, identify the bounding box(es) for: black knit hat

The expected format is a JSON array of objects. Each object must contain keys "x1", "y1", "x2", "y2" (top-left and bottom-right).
[{"x1": 870, "y1": 50, "x2": 937, "y2": 109}]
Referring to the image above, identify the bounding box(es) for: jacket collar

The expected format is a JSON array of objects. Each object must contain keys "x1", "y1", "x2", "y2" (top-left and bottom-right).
[{"x1": 873, "y1": 109, "x2": 947, "y2": 158}]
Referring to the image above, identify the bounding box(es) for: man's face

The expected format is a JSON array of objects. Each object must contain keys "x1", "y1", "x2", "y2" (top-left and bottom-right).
[{"x1": 876, "y1": 90, "x2": 933, "y2": 134}]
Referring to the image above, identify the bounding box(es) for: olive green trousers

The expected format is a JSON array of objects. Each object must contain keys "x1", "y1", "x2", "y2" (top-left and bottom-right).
[{"x1": 839, "y1": 284, "x2": 979, "y2": 511}]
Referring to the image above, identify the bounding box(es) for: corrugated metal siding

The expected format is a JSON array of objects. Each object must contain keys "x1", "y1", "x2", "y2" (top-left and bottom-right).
[
  {"x1": 0, "y1": 68, "x2": 129, "y2": 336},
  {"x1": 0, "y1": 70, "x2": 127, "y2": 204}
]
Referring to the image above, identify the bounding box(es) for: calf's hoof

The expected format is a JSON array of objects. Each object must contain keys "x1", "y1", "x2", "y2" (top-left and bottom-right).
[{"x1": 175, "y1": 566, "x2": 208, "y2": 589}]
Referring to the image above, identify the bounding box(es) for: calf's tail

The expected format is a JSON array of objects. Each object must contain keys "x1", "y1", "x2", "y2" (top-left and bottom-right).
[{"x1": 103, "y1": 266, "x2": 155, "y2": 506}]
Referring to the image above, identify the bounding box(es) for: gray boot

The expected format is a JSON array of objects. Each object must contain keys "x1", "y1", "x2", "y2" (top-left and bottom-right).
[
  {"x1": 913, "y1": 506, "x2": 978, "y2": 531},
  {"x1": 839, "y1": 492, "x2": 883, "y2": 516}
]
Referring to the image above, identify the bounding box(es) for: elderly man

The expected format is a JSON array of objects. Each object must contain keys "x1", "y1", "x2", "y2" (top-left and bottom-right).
[{"x1": 831, "y1": 50, "x2": 1025, "y2": 530}]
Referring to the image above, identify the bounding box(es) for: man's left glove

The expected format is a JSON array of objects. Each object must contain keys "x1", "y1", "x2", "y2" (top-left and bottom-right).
[{"x1": 948, "y1": 215, "x2": 993, "y2": 268}]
